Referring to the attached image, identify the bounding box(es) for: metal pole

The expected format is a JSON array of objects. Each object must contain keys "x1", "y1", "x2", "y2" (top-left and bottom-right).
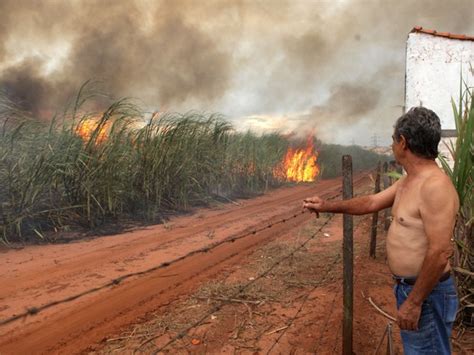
[
  {"x1": 370, "y1": 162, "x2": 381, "y2": 258},
  {"x1": 383, "y1": 162, "x2": 391, "y2": 231},
  {"x1": 386, "y1": 323, "x2": 394, "y2": 355},
  {"x1": 342, "y1": 155, "x2": 353, "y2": 355}
]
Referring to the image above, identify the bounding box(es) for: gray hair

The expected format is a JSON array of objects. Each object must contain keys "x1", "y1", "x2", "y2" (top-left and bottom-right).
[{"x1": 394, "y1": 107, "x2": 441, "y2": 160}]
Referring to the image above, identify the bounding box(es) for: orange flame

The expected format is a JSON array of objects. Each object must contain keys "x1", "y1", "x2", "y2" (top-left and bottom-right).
[
  {"x1": 280, "y1": 138, "x2": 320, "y2": 182},
  {"x1": 76, "y1": 119, "x2": 109, "y2": 144}
]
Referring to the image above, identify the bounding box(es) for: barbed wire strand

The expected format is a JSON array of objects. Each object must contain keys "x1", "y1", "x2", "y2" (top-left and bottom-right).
[
  {"x1": 144, "y1": 214, "x2": 336, "y2": 354},
  {"x1": 146, "y1": 171, "x2": 386, "y2": 353},
  {"x1": 265, "y1": 251, "x2": 340, "y2": 355},
  {"x1": 264, "y1": 196, "x2": 381, "y2": 355},
  {"x1": 148, "y1": 214, "x2": 389, "y2": 355}
]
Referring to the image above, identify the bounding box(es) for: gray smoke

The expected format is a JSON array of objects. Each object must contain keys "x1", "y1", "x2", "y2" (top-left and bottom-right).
[
  {"x1": 0, "y1": 0, "x2": 233, "y2": 114},
  {"x1": 0, "y1": 0, "x2": 472, "y2": 137}
]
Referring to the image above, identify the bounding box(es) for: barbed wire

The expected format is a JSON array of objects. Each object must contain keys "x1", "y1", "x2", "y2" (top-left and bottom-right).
[
  {"x1": 272, "y1": 211, "x2": 389, "y2": 354},
  {"x1": 143, "y1": 171, "x2": 389, "y2": 353},
  {"x1": 265, "y1": 249, "x2": 340, "y2": 355},
  {"x1": 0, "y1": 172, "x2": 376, "y2": 355},
  {"x1": 143, "y1": 214, "x2": 336, "y2": 354},
  {"x1": 0, "y1": 191, "x2": 343, "y2": 328}
]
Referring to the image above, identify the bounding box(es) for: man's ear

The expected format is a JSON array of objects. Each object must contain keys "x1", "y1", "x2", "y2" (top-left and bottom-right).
[{"x1": 400, "y1": 135, "x2": 408, "y2": 150}]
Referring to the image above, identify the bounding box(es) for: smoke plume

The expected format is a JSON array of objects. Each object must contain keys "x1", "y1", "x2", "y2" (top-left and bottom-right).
[
  {"x1": 0, "y1": 0, "x2": 233, "y2": 114},
  {"x1": 0, "y1": 0, "x2": 473, "y2": 142}
]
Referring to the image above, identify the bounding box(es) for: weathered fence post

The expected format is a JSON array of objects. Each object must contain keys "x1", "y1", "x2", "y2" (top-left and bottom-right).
[
  {"x1": 370, "y1": 161, "x2": 381, "y2": 258},
  {"x1": 342, "y1": 155, "x2": 353, "y2": 355},
  {"x1": 383, "y1": 161, "x2": 391, "y2": 231}
]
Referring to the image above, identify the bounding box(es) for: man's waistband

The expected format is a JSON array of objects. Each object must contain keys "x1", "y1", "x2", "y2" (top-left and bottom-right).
[{"x1": 393, "y1": 271, "x2": 451, "y2": 286}]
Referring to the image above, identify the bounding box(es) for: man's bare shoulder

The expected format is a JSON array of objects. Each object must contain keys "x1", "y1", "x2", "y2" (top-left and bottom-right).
[{"x1": 420, "y1": 171, "x2": 459, "y2": 209}]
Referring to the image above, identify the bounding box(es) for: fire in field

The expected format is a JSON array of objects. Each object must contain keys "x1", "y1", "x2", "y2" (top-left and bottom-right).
[
  {"x1": 75, "y1": 116, "x2": 319, "y2": 183},
  {"x1": 281, "y1": 138, "x2": 320, "y2": 182},
  {"x1": 272, "y1": 137, "x2": 320, "y2": 183},
  {"x1": 76, "y1": 118, "x2": 109, "y2": 144}
]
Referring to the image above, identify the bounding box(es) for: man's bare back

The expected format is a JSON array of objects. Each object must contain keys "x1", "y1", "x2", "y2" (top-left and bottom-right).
[{"x1": 387, "y1": 168, "x2": 459, "y2": 277}]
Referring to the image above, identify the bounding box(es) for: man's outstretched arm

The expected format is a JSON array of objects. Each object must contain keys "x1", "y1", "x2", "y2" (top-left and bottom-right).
[{"x1": 303, "y1": 178, "x2": 401, "y2": 215}]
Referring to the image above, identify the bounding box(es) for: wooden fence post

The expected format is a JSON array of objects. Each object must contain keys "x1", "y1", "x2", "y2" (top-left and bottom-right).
[
  {"x1": 383, "y1": 161, "x2": 391, "y2": 231},
  {"x1": 370, "y1": 162, "x2": 381, "y2": 258},
  {"x1": 342, "y1": 155, "x2": 353, "y2": 355}
]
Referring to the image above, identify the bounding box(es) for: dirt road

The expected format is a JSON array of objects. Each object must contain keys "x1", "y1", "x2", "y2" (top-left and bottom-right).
[{"x1": 0, "y1": 174, "x2": 375, "y2": 354}]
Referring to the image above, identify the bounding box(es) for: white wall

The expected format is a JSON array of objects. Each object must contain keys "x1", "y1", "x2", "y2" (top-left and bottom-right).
[
  {"x1": 406, "y1": 32, "x2": 473, "y2": 128},
  {"x1": 405, "y1": 32, "x2": 473, "y2": 166}
]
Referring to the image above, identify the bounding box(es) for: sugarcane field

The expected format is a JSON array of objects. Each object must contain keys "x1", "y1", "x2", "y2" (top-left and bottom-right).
[{"x1": 0, "y1": 1, "x2": 472, "y2": 354}]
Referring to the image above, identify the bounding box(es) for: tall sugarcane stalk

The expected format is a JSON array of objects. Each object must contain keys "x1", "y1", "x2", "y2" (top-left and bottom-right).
[{"x1": 438, "y1": 81, "x2": 473, "y2": 327}]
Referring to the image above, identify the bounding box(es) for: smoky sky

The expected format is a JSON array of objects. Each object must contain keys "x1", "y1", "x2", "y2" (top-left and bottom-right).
[
  {"x1": 0, "y1": 0, "x2": 473, "y2": 144},
  {"x1": 0, "y1": 0, "x2": 234, "y2": 113}
]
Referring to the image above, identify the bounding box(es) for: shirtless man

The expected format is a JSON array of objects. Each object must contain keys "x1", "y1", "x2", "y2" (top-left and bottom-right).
[{"x1": 303, "y1": 107, "x2": 459, "y2": 354}]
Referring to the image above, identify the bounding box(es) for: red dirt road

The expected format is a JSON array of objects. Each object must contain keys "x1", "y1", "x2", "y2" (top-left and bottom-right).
[{"x1": 0, "y1": 175, "x2": 373, "y2": 354}]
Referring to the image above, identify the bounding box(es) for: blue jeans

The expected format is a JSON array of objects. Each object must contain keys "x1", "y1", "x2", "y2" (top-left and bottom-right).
[{"x1": 394, "y1": 276, "x2": 458, "y2": 354}]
